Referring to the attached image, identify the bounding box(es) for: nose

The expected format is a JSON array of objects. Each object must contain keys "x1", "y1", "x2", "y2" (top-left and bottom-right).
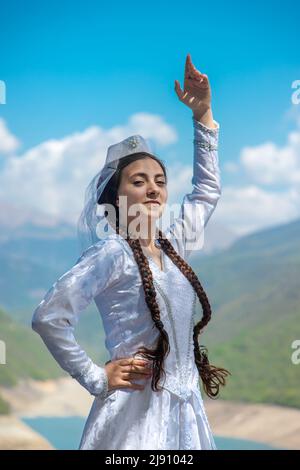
[
  {"x1": 147, "y1": 181, "x2": 160, "y2": 195},
  {"x1": 147, "y1": 188, "x2": 158, "y2": 196}
]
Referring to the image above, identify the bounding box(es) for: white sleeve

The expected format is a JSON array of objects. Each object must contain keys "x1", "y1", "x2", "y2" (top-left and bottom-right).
[
  {"x1": 31, "y1": 240, "x2": 123, "y2": 398},
  {"x1": 164, "y1": 116, "x2": 221, "y2": 261}
]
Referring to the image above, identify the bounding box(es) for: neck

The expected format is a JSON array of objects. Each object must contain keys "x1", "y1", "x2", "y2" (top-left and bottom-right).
[
  {"x1": 118, "y1": 219, "x2": 159, "y2": 252},
  {"x1": 138, "y1": 237, "x2": 157, "y2": 252}
]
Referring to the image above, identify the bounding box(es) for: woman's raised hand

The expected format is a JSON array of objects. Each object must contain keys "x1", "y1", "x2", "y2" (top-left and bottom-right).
[
  {"x1": 174, "y1": 53, "x2": 212, "y2": 113},
  {"x1": 104, "y1": 357, "x2": 153, "y2": 392}
]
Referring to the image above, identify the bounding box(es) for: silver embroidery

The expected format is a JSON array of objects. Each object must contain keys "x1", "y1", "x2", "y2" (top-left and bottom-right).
[
  {"x1": 71, "y1": 361, "x2": 109, "y2": 399},
  {"x1": 193, "y1": 141, "x2": 218, "y2": 151},
  {"x1": 152, "y1": 278, "x2": 197, "y2": 399}
]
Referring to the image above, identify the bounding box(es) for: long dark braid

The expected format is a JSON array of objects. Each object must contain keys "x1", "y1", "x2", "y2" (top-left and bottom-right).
[
  {"x1": 116, "y1": 224, "x2": 230, "y2": 399},
  {"x1": 157, "y1": 229, "x2": 230, "y2": 398},
  {"x1": 116, "y1": 225, "x2": 170, "y2": 392}
]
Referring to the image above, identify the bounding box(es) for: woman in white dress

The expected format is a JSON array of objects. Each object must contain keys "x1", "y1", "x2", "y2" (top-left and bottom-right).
[{"x1": 32, "y1": 53, "x2": 230, "y2": 450}]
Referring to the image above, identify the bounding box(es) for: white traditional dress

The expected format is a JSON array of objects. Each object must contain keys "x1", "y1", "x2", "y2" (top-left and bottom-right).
[{"x1": 32, "y1": 116, "x2": 221, "y2": 450}]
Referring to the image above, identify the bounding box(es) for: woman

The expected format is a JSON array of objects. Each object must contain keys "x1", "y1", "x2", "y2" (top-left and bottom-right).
[{"x1": 32, "y1": 53, "x2": 230, "y2": 450}]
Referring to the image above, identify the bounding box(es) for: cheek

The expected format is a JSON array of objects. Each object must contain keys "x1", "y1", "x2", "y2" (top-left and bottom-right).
[
  {"x1": 121, "y1": 187, "x2": 145, "y2": 205},
  {"x1": 162, "y1": 187, "x2": 168, "y2": 203}
]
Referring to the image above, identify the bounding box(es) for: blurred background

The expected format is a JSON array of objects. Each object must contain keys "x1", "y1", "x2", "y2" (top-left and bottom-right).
[{"x1": 0, "y1": 0, "x2": 300, "y2": 450}]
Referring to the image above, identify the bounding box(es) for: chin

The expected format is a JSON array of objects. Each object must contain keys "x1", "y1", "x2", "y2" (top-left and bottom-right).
[{"x1": 145, "y1": 205, "x2": 162, "y2": 215}]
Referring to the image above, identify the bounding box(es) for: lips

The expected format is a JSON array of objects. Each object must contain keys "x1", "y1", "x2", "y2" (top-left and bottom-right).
[{"x1": 144, "y1": 201, "x2": 160, "y2": 205}]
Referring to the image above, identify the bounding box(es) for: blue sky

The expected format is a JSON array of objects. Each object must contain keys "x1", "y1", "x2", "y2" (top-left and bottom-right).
[{"x1": 0, "y1": 0, "x2": 300, "y2": 236}]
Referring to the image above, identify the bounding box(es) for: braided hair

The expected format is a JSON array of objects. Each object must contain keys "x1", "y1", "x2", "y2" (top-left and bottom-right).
[{"x1": 98, "y1": 153, "x2": 230, "y2": 399}]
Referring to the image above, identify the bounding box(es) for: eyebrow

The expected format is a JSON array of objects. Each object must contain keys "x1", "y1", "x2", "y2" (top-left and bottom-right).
[{"x1": 129, "y1": 172, "x2": 166, "y2": 179}]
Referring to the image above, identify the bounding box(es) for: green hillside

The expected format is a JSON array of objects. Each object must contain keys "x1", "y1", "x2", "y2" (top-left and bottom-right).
[
  {"x1": 208, "y1": 308, "x2": 300, "y2": 407},
  {"x1": 0, "y1": 303, "x2": 110, "y2": 415},
  {"x1": 194, "y1": 218, "x2": 300, "y2": 408},
  {"x1": 0, "y1": 308, "x2": 64, "y2": 414}
]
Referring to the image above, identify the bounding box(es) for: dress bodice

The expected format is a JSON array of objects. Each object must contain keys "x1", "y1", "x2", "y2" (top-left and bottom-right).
[
  {"x1": 97, "y1": 234, "x2": 200, "y2": 400},
  {"x1": 149, "y1": 254, "x2": 199, "y2": 399}
]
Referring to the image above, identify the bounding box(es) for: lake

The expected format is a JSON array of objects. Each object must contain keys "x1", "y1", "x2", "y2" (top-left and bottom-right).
[{"x1": 22, "y1": 416, "x2": 282, "y2": 450}]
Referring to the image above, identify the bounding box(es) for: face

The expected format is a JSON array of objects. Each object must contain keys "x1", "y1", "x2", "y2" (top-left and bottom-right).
[{"x1": 116, "y1": 157, "x2": 168, "y2": 234}]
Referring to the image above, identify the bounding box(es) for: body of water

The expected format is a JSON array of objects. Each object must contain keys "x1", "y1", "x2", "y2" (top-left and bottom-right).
[{"x1": 22, "y1": 416, "x2": 281, "y2": 450}]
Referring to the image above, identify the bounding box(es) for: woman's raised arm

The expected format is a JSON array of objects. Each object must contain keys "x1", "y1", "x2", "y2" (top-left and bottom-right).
[{"x1": 164, "y1": 54, "x2": 221, "y2": 260}]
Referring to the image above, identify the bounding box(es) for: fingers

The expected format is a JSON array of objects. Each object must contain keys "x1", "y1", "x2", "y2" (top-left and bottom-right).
[
  {"x1": 174, "y1": 79, "x2": 183, "y2": 99},
  {"x1": 185, "y1": 53, "x2": 203, "y2": 80},
  {"x1": 119, "y1": 357, "x2": 152, "y2": 374},
  {"x1": 123, "y1": 371, "x2": 152, "y2": 380},
  {"x1": 176, "y1": 54, "x2": 208, "y2": 102},
  {"x1": 126, "y1": 368, "x2": 152, "y2": 376},
  {"x1": 119, "y1": 358, "x2": 148, "y2": 367},
  {"x1": 185, "y1": 53, "x2": 196, "y2": 77},
  {"x1": 185, "y1": 53, "x2": 191, "y2": 74},
  {"x1": 123, "y1": 363, "x2": 152, "y2": 375},
  {"x1": 108, "y1": 357, "x2": 152, "y2": 393}
]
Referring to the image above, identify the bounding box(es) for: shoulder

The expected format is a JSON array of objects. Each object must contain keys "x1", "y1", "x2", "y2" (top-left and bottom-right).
[
  {"x1": 78, "y1": 234, "x2": 127, "y2": 266},
  {"x1": 95, "y1": 234, "x2": 126, "y2": 256},
  {"x1": 74, "y1": 235, "x2": 127, "y2": 290}
]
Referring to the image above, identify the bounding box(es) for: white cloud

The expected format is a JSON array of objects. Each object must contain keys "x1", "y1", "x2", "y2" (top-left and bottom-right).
[
  {"x1": 126, "y1": 113, "x2": 177, "y2": 146},
  {"x1": 218, "y1": 111, "x2": 300, "y2": 235},
  {"x1": 213, "y1": 185, "x2": 300, "y2": 236},
  {"x1": 223, "y1": 161, "x2": 239, "y2": 173},
  {"x1": 0, "y1": 113, "x2": 178, "y2": 224},
  {"x1": 240, "y1": 136, "x2": 300, "y2": 185},
  {"x1": 1, "y1": 111, "x2": 300, "y2": 240},
  {"x1": 0, "y1": 118, "x2": 21, "y2": 155},
  {"x1": 237, "y1": 105, "x2": 300, "y2": 186}
]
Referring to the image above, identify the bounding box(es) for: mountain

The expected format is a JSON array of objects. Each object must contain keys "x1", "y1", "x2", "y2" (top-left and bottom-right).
[
  {"x1": 0, "y1": 204, "x2": 234, "y2": 317},
  {"x1": 0, "y1": 201, "x2": 75, "y2": 239},
  {"x1": 194, "y1": 217, "x2": 300, "y2": 408},
  {"x1": 0, "y1": 235, "x2": 79, "y2": 317}
]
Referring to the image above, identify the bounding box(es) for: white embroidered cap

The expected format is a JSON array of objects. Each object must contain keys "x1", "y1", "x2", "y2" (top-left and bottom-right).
[
  {"x1": 96, "y1": 134, "x2": 154, "y2": 205},
  {"x1": 77, "y1": 134, "x2": 156, "y2": 250}
]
